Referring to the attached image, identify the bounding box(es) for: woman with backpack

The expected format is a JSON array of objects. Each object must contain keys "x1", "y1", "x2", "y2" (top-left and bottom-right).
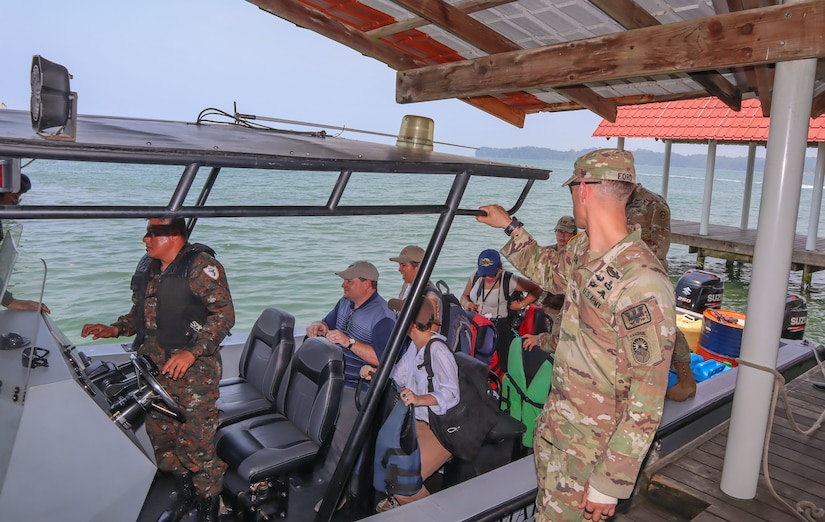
[
  {"x1": 360, "y1": 297, "x2": 459, "y2": 512},
  {"x1": 460, "y1": 249, "x2": 542, "y2": 372}
]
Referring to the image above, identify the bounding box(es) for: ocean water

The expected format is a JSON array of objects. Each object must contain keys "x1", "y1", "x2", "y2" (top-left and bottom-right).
[{"x1": 7, "y1": 157, "x2": 825, "y2": 348}]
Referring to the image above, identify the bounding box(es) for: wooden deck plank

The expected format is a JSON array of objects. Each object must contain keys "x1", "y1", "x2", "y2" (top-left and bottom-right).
[
  {"x1": 622, "y1": 365, "x2": 825, "y2": 521},
  {"x1": 670, "y1": 220, "x2": 825, "y2": 270}
]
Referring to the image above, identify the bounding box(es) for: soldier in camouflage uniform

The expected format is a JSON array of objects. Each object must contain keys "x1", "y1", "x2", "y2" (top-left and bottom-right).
[
  {"x1": 82, "y1": 217, "x2": 234, "y2": 522},
  {"x1": 626, "y1": 184, "x2": 697, "y2": 401},
  {"x1": 478, "y1": 149, "x2": 676, "y2": 522}
]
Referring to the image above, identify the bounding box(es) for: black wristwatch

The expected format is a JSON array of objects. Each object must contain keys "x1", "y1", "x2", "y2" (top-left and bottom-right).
[
  {"x1": 347, "y1": 337, "x2": 356, "y2": 350},
  {"x1": 504, "y1": 216, "x2": 523, "y2": 236}
]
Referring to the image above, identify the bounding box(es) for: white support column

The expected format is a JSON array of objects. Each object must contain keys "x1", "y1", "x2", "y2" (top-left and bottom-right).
[
  {"x1": 662, "y1": 139, "x2": 672, "y2": 199},
  {"x1": 720, "y1": 56, "x2": 817, "y2": 499},
  {"x1": 617, "y1": 137, "x2": 625, "y2": 150},
  {"x1": 700, "y1": 140, "x2": 717, "y2": 236},
  {"x1": 740, "y1": 142, "x2": 757, "y2": 230},
  {"x1": 806, "y1": 142, "x2": 825, "y2": 250}
]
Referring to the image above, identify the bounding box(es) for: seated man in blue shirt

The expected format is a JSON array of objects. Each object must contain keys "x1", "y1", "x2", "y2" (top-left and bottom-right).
[
  {"x1": 306, "y1": 260, "x2": 396, "y2": 386},
  {"x1": 306, "y1": 260, "x2": 396, "y2": 501}
]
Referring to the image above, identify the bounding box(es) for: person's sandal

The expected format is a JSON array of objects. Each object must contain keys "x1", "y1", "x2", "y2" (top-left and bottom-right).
[{"x1": 375, "y1": 496, "x2": 400, "y2": 512}]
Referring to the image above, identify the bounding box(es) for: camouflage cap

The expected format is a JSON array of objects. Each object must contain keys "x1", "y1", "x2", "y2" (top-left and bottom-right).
[
  {"x1": 389, "y1": 245, "x2": 425, "y2": 264},
  {"x1": 554, "y1": 215, "x2": 577, "y2": 234},
  {"x1": 335, "y1": 260, "x2": 379, "y2": 282},
  {"x1": 561, "y1": 148, "x2": 636, "y2": 187},
  {"x1": 388, "y1": 296, "x2": 436, "y2": 325}
]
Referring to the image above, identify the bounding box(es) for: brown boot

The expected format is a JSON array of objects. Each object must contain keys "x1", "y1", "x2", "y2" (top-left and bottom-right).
[{"x1": 666, "y1": 361, "x2": 697, "y2": 401}]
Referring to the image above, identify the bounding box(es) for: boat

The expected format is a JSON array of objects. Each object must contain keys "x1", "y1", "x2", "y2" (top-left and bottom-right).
[{"x1": 3, "y1": 55, "x2": 825, "y2": 521}]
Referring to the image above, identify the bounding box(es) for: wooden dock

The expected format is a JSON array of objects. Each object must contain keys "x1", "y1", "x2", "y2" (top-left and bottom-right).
[
  {"x1": 671, "y1": 219, "x2": 825, "y2": 287},
  {"x1": 617, "y1": 365, "x2": 825, "y2": 522}
]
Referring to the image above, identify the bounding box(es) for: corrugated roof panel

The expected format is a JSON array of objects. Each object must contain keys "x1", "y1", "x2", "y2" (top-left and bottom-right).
[{"x1": 593, "y1": 97, "x2": 825, "y2": 144}]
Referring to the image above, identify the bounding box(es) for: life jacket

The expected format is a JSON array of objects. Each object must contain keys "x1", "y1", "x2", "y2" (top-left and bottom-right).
[
  {"x1": 130, "y1": 243, "x2": 215, "y2": 353},
  {"x1": 501, "y1": 336, "x2": 553, "y2": 447},
  {"x1": 373, "y1": 383, "x2": 422, "y2": 496}
]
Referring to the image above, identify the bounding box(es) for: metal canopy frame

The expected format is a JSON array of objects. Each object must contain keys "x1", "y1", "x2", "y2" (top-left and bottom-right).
[{"x1": 0, "y1": 107, "x2": 549, "y2": 521}]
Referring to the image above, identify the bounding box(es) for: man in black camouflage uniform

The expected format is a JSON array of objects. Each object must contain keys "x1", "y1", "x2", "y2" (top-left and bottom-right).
[{"x1": 82, "y1": 217, "x2": 234, "y2": 522}]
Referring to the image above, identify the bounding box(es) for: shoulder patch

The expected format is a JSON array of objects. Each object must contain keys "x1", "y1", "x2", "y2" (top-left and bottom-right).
[
  {"x1": 203, "y1": 265, "x2": 219, "y2": 280},
  {"x1": 629, "y1": 333, "x2": 652, "y2": 364},
  {"x1": 621, "y1": 303, "x2": 652, "y2": 330}
]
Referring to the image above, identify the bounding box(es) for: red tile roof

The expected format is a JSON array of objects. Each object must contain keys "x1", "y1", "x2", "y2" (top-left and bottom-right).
[{"x1": 593, "y1": 98, "x2": 825, "y2": 145}]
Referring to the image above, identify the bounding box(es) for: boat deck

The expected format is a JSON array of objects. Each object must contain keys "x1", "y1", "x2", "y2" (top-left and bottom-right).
[
  {"x1": 617, "y1": 364, "x2": 825, "y2": 522},
  {"x1": 671, "y1": 219, "x2": 825, "y2": 275}
]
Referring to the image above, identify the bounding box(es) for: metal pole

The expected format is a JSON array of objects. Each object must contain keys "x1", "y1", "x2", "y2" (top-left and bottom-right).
[
  {"x1": 700, "y1": 140, "x2": 716, "y2": 236},
  {"x1": 806, "y1": 142, "x2": 825, "y2": 251},
  {"x1": 617, "y1": 137, "x2": 625, "y2": 150},
  {"x1": 740, "y1": 142, "x2": 757, "y2": 230},
  {"x1": 662, "y1": 139, "x2": 671, "y2": 199},
  {"x1": 720, "y1": 55, "x2": 816, "y2": 499}
]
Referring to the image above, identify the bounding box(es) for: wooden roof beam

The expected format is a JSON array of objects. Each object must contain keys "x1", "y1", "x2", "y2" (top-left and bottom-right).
[
  {"x1": 367, "y1": 0, "x2": 514, "y2": 39},
  {"x1": 591, "y1": 0, "x2": 741, "y2": 111},
  {"x1": 250, "y1": 0, "x2": 527, "y2": 126},
  {"x1": 726, "y1": 0, "x2": 778, "y2": 114},
  {"x1": 396, "y1": 2, "x2": 825, "y2": 103},
  {"x1": 392, "y1": 0, "x2": 617, "y2": 121}
]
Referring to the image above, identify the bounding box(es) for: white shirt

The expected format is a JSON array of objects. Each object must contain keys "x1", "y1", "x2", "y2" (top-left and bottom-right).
[{"x1": 390, "y1": 333, "x2": 460, "y2": 422}]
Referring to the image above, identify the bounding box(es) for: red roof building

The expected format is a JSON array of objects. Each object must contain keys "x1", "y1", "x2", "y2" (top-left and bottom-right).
[{"x1": 593, "y1": 98, "x2": 825, "y2": 145}]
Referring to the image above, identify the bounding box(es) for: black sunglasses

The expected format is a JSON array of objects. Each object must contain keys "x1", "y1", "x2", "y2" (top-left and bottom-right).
[
  {"x1": 568, "y1": 181, "x2": 602, "y2": 193},
  {"x1": 144, "y1": 224, "x2": 182, "y2": 238}
]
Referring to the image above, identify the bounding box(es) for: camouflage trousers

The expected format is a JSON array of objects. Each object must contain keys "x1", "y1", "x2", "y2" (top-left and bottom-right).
[
  {"x1": 143, "y1": 347, "x2": 227, "y2": 497},
  {"x1": 533, "y1": 435, "x2": 594, "y2": 522}
]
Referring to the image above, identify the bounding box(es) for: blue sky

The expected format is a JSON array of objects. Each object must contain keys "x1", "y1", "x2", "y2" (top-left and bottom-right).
[{"x1": 2, "y1": 1, "x2": 735, "y2": 156}]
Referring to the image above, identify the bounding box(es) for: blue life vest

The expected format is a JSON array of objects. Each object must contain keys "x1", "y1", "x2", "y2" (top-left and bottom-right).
[{"x1": 373, "y1": 384, "x2": 422, "y2": 497}]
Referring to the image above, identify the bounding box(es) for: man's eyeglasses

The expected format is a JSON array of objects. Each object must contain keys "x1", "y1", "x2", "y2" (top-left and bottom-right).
[
  {"x1": 144, "y1": 225, "x2": 182, "y2": 238},
  {"x1": 567, "y1": 181, "x2": 602, "y2": 193}
]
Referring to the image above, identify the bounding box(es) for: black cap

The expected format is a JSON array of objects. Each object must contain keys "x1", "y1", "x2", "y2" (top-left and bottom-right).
[{"x1": 19, "y1": 174, "x2": 31, "y2": 194}]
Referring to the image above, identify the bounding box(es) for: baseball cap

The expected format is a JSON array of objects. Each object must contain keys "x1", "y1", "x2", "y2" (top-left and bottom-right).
[
  {"x1": 335, "y1": 260, "x2": 379, "y2": 282},
  {"x1": 561, "y1": 148, "x2": 636, "y2": 187},
  {"x1": 477, "y1": 249, "x2": 501, "y2": 278},
  {"x1": 554, "y1": 215, "x2": 577, "y2": 234},
  {"x1": 389, "y1": 245, "x2": 425, "y2": 264},
  {"x1": 19, "y1": 174, "x2": 31, "y2": 194},
  {"x1": 388, "y1": 296, "x2": 436, "y2": 326}
]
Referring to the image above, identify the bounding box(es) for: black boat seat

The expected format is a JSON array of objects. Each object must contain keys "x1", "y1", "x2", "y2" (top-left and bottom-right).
[
  {"x1": 217, "y1": 308, "x2": 295, "y2": 427},
  {"x1": 215, "y1": 337, "x2": 344, "y2": 486}
]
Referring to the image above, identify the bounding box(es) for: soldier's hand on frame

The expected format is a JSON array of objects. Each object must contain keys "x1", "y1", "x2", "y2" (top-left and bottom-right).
[{"x1": 476, "y1": 204, "x2": 512, "y2": 229}]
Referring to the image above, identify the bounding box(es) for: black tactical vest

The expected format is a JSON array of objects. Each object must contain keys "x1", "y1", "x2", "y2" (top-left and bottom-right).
[{"x1": 130, "y1": 243, "x2": 215, "y2": 353}]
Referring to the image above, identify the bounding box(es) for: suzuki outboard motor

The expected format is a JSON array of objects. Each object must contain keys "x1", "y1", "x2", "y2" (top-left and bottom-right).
[
  {"x1": 675, "y1": 270, "x2": 724, "y2": 313},
  {"x1": 782, "y1": 294, "x2": 807, "y2": 340}
]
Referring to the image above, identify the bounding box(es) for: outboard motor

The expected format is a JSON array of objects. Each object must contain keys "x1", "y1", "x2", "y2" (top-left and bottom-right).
[
  {"x1": 675, "y1": 270, "x2": 724, "y2": 312},
  {"x1": 782, "y1": 294, "x2": 807, "y2": 340}
]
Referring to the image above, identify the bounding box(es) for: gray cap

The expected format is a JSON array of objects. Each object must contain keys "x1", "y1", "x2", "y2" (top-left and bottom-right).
[
  {"x1": 389, "y1": 245, "x2": 425, "y2": 264},
  {"x1": 335, "y1": 260, "x2": 379, "y2": 282}
]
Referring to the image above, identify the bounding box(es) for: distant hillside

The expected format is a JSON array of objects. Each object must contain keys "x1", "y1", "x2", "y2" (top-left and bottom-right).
[{"x1": 476, "y1": 146, "x2": 820, "y2": 172}]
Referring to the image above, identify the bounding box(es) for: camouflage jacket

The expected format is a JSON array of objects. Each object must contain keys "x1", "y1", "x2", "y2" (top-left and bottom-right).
[
  {"x1": 115, "y1": 249, "x2": 235, "y2": 360},
  {"x1": 502, "y1": 225, "x2": 676, "y2": 499},
  {"x1": 626, "y1": 184, "x2": 671, "y2": 268}
]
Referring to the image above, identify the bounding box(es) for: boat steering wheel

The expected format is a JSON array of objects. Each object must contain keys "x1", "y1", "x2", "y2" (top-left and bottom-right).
[{"x1": 130, "y1": 354, "x2": 186, "y2": 422}]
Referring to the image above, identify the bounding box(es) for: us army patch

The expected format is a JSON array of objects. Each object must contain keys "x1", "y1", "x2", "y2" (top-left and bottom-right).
[
  {"x1": 620, "y1": 303, "x2": 652, "y2": 330},
  {"x1": 203, "y1": 265, "x2": 219, "y2": 280}
]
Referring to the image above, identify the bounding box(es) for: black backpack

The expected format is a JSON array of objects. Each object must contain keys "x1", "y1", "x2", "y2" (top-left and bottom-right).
[
  {"x1": 435, "y1": 280, "x2": 475, "y2": 354},
  {"x1": 421, "y1": 338, "x2": 500, "y2": 461}
]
